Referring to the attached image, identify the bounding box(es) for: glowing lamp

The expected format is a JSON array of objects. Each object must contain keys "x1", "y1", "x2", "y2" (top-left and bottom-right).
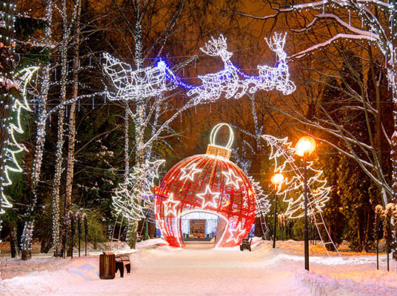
[
  {"x1": 295, "y1": 136, "x2": 316, "y2": 157},
  {"x1": 271, "y1": 173, "x2": 284, "y2": 187}
]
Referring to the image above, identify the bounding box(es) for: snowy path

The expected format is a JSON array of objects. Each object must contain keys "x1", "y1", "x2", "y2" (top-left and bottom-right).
[{"x1": 1, "y1": 240, "x2": 397, "y2": 295}]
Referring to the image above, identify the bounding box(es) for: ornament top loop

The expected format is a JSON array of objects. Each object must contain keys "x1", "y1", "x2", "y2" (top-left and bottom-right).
[{"x1": 209, "y1": 123, "x2": 234, "y2": 149}]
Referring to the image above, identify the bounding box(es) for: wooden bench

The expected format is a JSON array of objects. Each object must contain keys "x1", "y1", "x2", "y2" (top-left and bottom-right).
[
  {"x1": 115, "y1": 255, "x2": 131, "y2": 278},
  {"x1": 240, "y1": 238, "x2": 252, "y2": 252}
]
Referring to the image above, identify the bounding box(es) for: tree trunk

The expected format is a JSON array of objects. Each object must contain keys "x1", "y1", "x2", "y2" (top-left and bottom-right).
[
  {"x1": 126, "y1": 220, "x2": 138, "y2": 249},
  {"x1": 63, "y1": 0, "x2": 81, "y2": 252},
  {"x1": 53, "y1": 1, "x2": 70, "y2": 255},
  {"x1": 21, "y1": 0, "x2": 54, "y2": 261},
  {"x1": 10, "y1": 223, "x2": 18, "y2": 258}
]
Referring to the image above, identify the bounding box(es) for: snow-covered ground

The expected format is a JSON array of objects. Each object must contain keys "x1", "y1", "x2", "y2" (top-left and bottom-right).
[{"x1": 1, "y1": 238, "x2": 397, "y2": 295}]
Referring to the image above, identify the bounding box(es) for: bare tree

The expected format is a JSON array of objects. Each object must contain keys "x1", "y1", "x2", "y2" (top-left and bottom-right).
[{"x1": 236, "y1": 0, "x2": 396, "y2": 204}]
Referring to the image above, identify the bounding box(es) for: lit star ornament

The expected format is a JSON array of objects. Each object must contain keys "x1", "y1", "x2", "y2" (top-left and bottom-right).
[
  {"x1": 223, "y1": 168, "x2": 243, "y2": 189},
  {"x1": 179, "y1": 163, "x2": 202, "y2": 181},
  {"x1": 163, "y1": 193, "x2": 180, "y2": 216},
  {"x1": 196, "y1": 185, "x2": 222, "y2": 209},
  {"x1": 226, "y1": 222, "x2": 247, "y2": 244}
]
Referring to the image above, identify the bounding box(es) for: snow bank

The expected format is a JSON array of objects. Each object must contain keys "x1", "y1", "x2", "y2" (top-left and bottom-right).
[
  {"x1": 1, "y1": 239, "x2": 397, "y2": 295},
  {"x1": 296, "y1": 269, "x2": 397, "y2": 296}
]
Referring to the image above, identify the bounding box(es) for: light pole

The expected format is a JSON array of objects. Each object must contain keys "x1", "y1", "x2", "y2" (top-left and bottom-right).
[
  {"x1": 271, "y1": 173, "x2": 284, "y2": 249},
  {"x1": 295, "y1": 136, "x2": 316, "y2": 271}
]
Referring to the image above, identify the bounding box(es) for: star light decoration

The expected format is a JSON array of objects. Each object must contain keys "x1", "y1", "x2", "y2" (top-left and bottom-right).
[
  {"x1": 226, "y1": 222, "x2": 247, "y2": 244},
  {"x1": 262, "y1": 135, "x2": 331, "y2": 219},
  {"x1": 196, "y1": 185, "x2": 222, "y2": 208},
  {"x1": 223, "y1": 168, "x2": 243, "y2": 189},
  {"x1": 1, "y1": 66, "x2": 39, "y2": 214},
  {"x1": 112, "y1": 159, "x2": 165, "y2": 221},
  {"x1": 163, "y1": 193, "x2": 180, "y2": 216},
  {"x1": 179, "y1": 163, "x2": 202, "y2": 181}
]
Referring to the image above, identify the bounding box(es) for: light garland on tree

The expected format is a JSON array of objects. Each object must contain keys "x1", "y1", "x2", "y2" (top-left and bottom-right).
[
  {"x1": 0, "y1": 0, "x2": 17, "y2": 226},
  {"x1": 112, "y1": 159, "x2": 165, "y2": 221},
  {"x1": 262, "y1": 135, "x2": 331, "y2": 219}
]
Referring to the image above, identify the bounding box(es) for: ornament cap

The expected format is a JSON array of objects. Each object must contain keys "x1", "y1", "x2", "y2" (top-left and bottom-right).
[
  {"x1": 206, "y1": 123, "x2": 234, "y2": 159},
  {"x1": 206, "y1": 144, "x2": 231, "y2": 159}
]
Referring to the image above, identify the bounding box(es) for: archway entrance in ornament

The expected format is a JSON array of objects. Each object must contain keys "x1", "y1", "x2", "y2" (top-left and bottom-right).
[{"x1": 179, "y1": 210, "x2": 228, "y2": 248}]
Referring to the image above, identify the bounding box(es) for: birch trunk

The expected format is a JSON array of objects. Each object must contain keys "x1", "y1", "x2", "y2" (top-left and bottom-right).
[
  {"x1": 64, "y1": 0, "x2": 81, "y2": 255},
  {"x1": 52, "y1": 0, "x2": 70, "y2": 256}
]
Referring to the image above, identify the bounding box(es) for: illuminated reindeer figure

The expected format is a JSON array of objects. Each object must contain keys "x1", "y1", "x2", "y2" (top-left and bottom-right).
[
  {"x1": 187, "y1": 34, "x2": 248, "y2": 104},
  {"x1": 250, "y1": 33, "x2": 296, "y2": 95}
]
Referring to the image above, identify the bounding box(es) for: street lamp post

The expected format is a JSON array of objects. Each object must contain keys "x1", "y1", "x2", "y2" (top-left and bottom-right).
[
  {"x1": 271, "y1": 173, "x2": 284, "y2": 249},
  {"x1": 295, "y1": 136, "x2": 316, "y2": 271}
]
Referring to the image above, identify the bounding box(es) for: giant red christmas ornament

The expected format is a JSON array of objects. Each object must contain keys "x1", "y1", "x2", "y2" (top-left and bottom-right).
[{"x1": 155, "y1": 123, "x2": 256, "y2": 247}]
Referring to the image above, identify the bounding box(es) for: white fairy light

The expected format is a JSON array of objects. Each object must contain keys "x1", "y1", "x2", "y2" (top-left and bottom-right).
[
  {"x1": 187, "y1": 34, "x2": 248, "y2": 104},
  {"x1": 262, "y1": 135, "x2": 331, "y2": 219},
  {"x1": 112, "y1": 159, "x2": 165, "y2": 221},
  {"x1": 103, "y1": 53, "x2": 178, "y2": 101}
]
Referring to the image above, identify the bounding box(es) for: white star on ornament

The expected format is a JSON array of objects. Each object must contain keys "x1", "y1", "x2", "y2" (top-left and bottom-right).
[
  {"x1": 226, "y1": 222, "x2": 247, "y2": 244},
  {"x1": 197, "y1": 185, "x2": 222, "y2": 209},
  {"x1": 222, "y1": 168, "x2": 243, "y2": 189},
  {"x1": 163, "y1": 193, "x2": 180, "y2": 216},
  {"x1": 179, "y1": 163, "x2": 202, "y2": 181}
]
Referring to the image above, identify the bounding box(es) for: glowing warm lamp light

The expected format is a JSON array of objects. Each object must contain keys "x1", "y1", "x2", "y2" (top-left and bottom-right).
[
  {"x1": 295, "y1": 136, "x2": 316, "y2": 157},
  {"x1": 271, "y1": 173, "x2": 284, "y2": 187}
]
